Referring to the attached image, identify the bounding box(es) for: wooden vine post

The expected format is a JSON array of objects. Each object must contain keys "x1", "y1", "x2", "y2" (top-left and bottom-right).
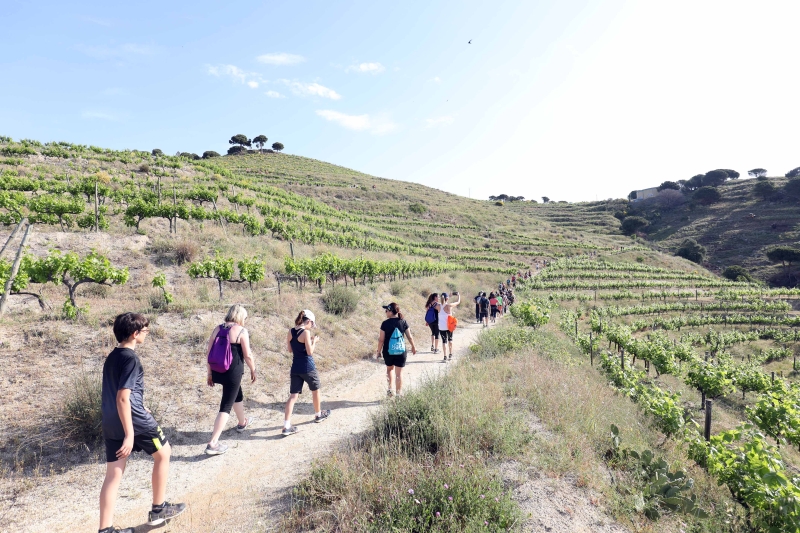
[
  {"x1": 0, "y1": 221, "x2": 32, "y2": 315},
  {"x1": 704, "y1": 400, "x2": 712, "y2": 441},
  {"x1": 94, "y1": 181, "x2": 99, "y2": 232}
]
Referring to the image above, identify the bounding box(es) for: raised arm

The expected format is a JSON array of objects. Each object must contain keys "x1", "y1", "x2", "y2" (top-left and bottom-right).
[{"x1": 302, "y1": 328, "x2": 317, "y2": 356}]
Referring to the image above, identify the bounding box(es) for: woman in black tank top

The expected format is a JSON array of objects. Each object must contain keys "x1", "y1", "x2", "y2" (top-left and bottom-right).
[{"x1": 204, "y1": 305, "x2": 257, "y2": 456}]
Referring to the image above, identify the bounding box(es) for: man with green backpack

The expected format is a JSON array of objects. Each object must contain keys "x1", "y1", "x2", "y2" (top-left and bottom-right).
[{"x1": 376, "y1": 302, "x2": 417, "y2": 397}]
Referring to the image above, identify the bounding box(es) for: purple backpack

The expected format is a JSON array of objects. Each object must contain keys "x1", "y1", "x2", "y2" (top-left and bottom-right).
[{"x1": 207, "y1": 325, "x2": 233, "y2": 373}]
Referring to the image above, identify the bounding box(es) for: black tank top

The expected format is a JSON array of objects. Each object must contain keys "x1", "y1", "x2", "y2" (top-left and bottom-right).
[{"x1": 290, "y1": 327, "x2": 316, "y2": 374}]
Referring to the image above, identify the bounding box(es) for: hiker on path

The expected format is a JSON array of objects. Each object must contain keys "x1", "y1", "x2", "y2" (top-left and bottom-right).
[
  {"x1": 474, "y1": 292, "x2": 481, "y2": 323},
  {"x1": 376, "y1": 302, "x2": 417, "y2": 396},
  {"x1": 497, "y1": 292, "x2": 505, "y2": 317},
  {"x1": 489, "y1": 292, "x2": 499, "y2": 323},
  {"x1": 282, "y1": 310, "x2": 331, "y2": 436},
  {"x1": 99, "y1": 312, "x2": 185, "y2": 533},
  {"x1": 424, "y1": 293, "x2": 440, "y2": 354},
  {"x1": 205, "y1": 304, "x2": 256, "y2": 456},
  {"x1": 479, "y1": 292, "x2": 490, "y2": 327},
  {"x1": 436, "y1": 292, "x2": 461, "y2": 362}
]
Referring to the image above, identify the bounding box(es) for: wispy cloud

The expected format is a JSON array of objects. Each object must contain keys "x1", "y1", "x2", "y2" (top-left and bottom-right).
[
  {"x1": 76, "y1": 43, "x2": 157, "y2": 59},
  {"x1": 265, "y1": 90, "x2": 284, "y2": 98},
  {"x1": 281, "y1": 80, "x2": 341, "y2": 100},
  {"x1": 81, "y1": 16, "x2": 113, "y2": 27},
  {"x1": 82, "y1": 110, "x2": 119, "y2": 121},
  {"x1": 430, "y1": 76, "x2": 442, "y2": 83},
  {"x1": 425, "y1": 116, "x2": 453, "y2": 128},
  {"x1": 206, "y1": 64, "x2": 261, "y2": 88},
  {"x1": 316, "y1": 110, "x2": 396, "y2": 134},
  {"x1": 346, "y1": 62, "x2": 385, "y2": 74},
  {"x1": 256, "y1": 53, "x2": 305, "y2": 66}
]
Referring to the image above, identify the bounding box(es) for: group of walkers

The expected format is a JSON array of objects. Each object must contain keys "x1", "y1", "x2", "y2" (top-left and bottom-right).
[
  {"x1": 97, "y1": 299, "x2": 433, "y2": 532},
  {"x1": 98, "y1": 267, "x2": 537, "y2": 532},
  {"x1": 423, "y1": 291, "x2": 462, "y2": 362}
]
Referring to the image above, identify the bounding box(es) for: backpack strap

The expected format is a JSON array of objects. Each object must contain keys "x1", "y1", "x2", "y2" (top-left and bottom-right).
[{"x1": 234, "y1": 327, "x2": 245, "y2": 343}]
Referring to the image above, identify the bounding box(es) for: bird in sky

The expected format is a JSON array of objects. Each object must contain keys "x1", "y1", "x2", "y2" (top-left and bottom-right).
[{"x1": 468, "y1": 39, "x2": 472, "y2": 44}]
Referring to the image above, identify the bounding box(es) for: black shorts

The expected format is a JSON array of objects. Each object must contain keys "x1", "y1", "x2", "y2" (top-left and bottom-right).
[
  {"x1": 440, "y1": 329, "x2": 453, "y2": 343},
  {"x1": 427, "y1": 322, "x2": 440, "y2": 339},
  {"x1": 290, "y1": 370, "x2": 321, "y2": 394},
  {"x1": 479, "y1": 310, "x2": 488, "y2": 319},
  {"x1": 105, "y1": 425, "x2": 167, "y2": 463},
  {"x1": 383, "y1": 353, "x2": 407, "y2": 368}
]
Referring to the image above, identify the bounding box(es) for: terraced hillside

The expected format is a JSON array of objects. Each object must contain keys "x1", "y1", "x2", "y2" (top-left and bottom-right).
[
  {"x1": 7, "y1": 136, "x2": 799, "y2": 533},
  {"x1": 505, "y1": 177, "x2": 799, "y2": 284},
  {"x1": 514, "y1": 255, "x2": 800, "y2": 531}
]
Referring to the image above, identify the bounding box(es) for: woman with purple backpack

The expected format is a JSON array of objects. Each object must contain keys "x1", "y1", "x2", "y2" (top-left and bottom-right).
[{"x1": 204, "y1": 304, "x2": 257, "y2": 456}]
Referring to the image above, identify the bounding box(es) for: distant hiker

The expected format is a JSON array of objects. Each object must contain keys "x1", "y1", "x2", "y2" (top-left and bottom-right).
[
  {"x1": 377, "y1": 302, "x2": 417, "y2": 396},
  {"x1": 479, "y1": 292, "x2": 490, "y2": 327},
  {"x1": 283, "y1": 310, "x2": 330, "y2": 436},
  {"x1": 424, "y1": 293, "x2": 440, "y2": 353},
  {"x1": 473, "y1": 292, "x2": 481, "y2": 323},
  {"x1": 436, "y1": 292, "x2": 461, "y2": 361},
  {"x1": 497, "y1": 292, "x2": 505, "y2": 316},
  {"x1": 204, "y1": 304, "x2": 257, "y2": 456},
  {"x1": 489, "y1": 292, "x2": 499, "y2": 323},
  {"x1": 99, "y1": 312, "x2": 185, "y2": 533}
]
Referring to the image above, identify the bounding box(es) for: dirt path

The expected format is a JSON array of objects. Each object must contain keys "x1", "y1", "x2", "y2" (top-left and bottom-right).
[{"x1": 11, "y1": 322, "x2": 485, "y2": 533}]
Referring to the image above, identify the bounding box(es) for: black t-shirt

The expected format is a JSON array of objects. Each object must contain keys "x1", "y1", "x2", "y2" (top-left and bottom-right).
[
  {"x1": 101, "y1": 347, "x2": 158, "y2": 440},
  {"x1": 479, "y1": 297, "x2": 490, "y2": 311},
  {"x1": 380, "y1": 317, "x2": 409, "y2": 358}
]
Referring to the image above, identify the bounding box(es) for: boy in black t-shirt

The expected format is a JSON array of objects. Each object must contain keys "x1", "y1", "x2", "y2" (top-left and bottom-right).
[{"x1": 98, "y1": 313, "x2": 185, "y2": 533}]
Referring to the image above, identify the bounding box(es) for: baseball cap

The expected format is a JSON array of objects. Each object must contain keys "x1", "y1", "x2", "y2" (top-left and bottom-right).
[{"x1": 302, "y1": 309, "x2": 316, "y2": 324}]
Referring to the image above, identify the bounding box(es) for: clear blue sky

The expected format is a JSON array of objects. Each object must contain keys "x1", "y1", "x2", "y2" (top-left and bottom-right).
[{"x1": 2, "y1": 0, "x2": 799, "y2": 201}]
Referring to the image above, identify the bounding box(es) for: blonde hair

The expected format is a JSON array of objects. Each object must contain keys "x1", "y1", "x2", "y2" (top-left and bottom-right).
[{"x1": 225, "y1": 304, "x2": 247, "y2": 325}]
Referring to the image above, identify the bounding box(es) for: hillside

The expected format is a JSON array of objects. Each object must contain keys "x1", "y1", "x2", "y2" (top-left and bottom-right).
[
  {"x1": 503, "y1": 178, "x2": 798, "y2": 285},
  {"x1": 5, "y1": 136, "x2": 798, "y2": 533}
]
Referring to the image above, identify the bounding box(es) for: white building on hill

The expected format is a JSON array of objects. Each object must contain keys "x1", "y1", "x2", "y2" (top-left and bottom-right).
[{"x1": 629, "y1": 187, "x2": 658, "y2": 202}]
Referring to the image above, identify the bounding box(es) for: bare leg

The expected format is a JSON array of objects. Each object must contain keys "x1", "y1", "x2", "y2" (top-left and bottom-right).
[
  {"x1": 395, "y1": 367, "x2": 403, "y2": 394},
  {"x1": 311, "y1": 389, "x2": 322, "y2": 413},
  {"x1": 99, "y1": 456, "x2": 127, "y2": 529},
  {"x1": 151, "y1": 443, "x2": 171, "y2": 506},
  {"x1": 232, "y1": 401, "x2": 246, "y2": 426},
  {"x1": 386, "y1": 366, "x2": 395, "y2": 390},
  {"x1": 284, "y1": 393, "x2": 299, "y2": 424},
  {"x1": 208, "y1": 412, "x2": 230, "y2": 446}
]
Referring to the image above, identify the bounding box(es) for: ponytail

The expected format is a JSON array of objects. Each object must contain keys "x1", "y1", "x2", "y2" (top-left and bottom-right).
[
  {"x1": 294, "y1": 311, "x2": 306, "y2": 326},
  {"x1": 386, "y1": 302, "x2": 404, "y2": 320},
  {"x1": 425, "y1": 293, "x2": 437, "y2": 309}
]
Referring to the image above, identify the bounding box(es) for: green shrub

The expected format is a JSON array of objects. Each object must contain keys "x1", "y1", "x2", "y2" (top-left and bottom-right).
[
  {"x1": 390, "y1": 281, "x2": 405, "y2": 296},
  {"x1": 470, "y1": 325, "x2": 538, "y2": 359},
  {"x1": 60, "y1": 372, "x2": 103, "y2": 445},
  {"x1": 371, "y1": 464, "x2": 518, "y2": 532},
  {"x1": 409, "y1": 202, "x2": 427, "y2": 214},
  {"x1": 722, "y1": 265, "x2": 753, "y2": 282},
  {"x1": 322, "y1": 286, "x2": 359, "y2": 315}
]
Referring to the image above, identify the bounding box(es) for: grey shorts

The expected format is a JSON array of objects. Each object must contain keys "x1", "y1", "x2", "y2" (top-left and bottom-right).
[{"x1": 290, "y1": 371, "x2": 321, "y2": 394}]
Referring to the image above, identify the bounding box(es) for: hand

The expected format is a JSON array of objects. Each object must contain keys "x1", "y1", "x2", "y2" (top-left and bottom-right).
[
  {"x1": 314, "y1": 335, "x2": 320, "y2": 343},
  {"x1": 250, "y1": 369, "x2": 257, "y2": 384},
  {"x1": 116, "y1": 436, "x2": 133, "y2": 459},
  {"x1": 144, "y1": 407, "x2": 151, "y2": 414},
  {"x1": 411, "y1": 346, "x2": 417, "y2": 355},
  {"x1": 207, "y1": 375, "x2": 214, "y2": 387}
]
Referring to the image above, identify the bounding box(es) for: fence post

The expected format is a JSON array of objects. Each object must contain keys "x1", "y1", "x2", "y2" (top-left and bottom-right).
[
  {"x1": 589, "y1": 332, "x2": 593, "y2": 366},
  {"x1": 620, "y1": 349, "x2": 624, "y2": 370},
  {"x1": 290, "y1": 241, "x2": 294, "y2": 258},
  {"x1": 772, "y1": 371, "x2": 775, "y2": 384},
  {"x1": 0, "y1": 218, "x2": 24, "y2": 258},
  {"x1": 704, "y1": 400, "x2": 712, "y2": 441},
  {"x1": 0, "y1": 222, "x2": 32, "y2": 315}
]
